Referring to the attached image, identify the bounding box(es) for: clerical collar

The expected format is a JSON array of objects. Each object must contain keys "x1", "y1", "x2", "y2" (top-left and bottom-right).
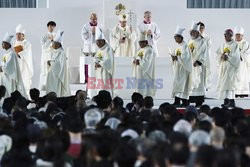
[
  {"x1": 90, "y1": 22, "x2": 97, "y2": 26},
  {"x1": 143, "y1": 21, "x2": 151, "y2": 24}
]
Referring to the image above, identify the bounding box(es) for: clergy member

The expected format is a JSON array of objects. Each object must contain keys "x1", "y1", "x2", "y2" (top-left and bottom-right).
[
  {"x1": 40, "y1": 21, "x2": 56, "y2": 90},
  {"x1": 81, "y1": 13, "x2": 103, "y2": 83},
  {"x1": 94, "y1": 29, "x2": 114, "y2": 96},
  {"x1": 132, "y1": 33, "x2": 156, "y2": 97},
  {"x1": 45, "y1": 30, "x2": 70, "y2": 97},
  {"x1": 198, "y1": 21, "x2": 211, "y2": 90},
  {"x1": 13, "y1": 24, "x2": 33, "y2": 93},
  {"x1": 111, "y1": 13, "x2": 136, "y2": 57},
  {"x1": 234, "y1": 26, "x2": 250, "y2": 97},
  {"x1": 216, "y1": 29, "x2": 240, "y2": 108},
  {"x1": 0, "y1": 33, "x2": 27, "y2": 97},
  {"x1": 188, "y1": 22, "x2": 209, "y2": 107},
  {"x1": 171, "y1": 26, "x2": 193, "y2": 107},
  {"x1": 138, "y1": 11, "x2": 160, "y2": 57}
]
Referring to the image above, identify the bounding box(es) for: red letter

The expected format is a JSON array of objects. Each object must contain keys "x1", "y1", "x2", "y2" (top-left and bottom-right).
[
  {"x1": 96, "y1": 79, "x2": 105, "y2": 89},
  {"x1": 87, "y1": 77, "x2": 96, "y2": 89},
  {"x1": 115, "y1": 79, "x2": 124, "y2": 89}
]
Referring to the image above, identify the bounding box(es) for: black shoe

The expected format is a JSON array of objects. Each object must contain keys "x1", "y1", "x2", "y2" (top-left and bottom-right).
[
  {"x1": 221, "y1": 98, "x2": 230, "y2": 107},
  {"x1": 180, "y1": 99, "x2": 189, "y2": 108},
  {"x1": 172, "y1": 96, "x2": 181, "y2": 107}
]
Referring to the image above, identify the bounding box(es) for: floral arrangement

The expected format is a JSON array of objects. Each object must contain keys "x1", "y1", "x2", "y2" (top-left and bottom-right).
[
  {"x1": 96, "y1": 51, "x2": 103, "y2": 60},
  {"x1": 176, "y1": 48, "x2": 182, "y2": 56},
  {"x1": 137, "y1": 50, "x2": 144, "y2": 59},
  {"x1": 188, "y1": 42, "x2": 195, "y2": 53},
  {"x1": 223, "y1": 47, "x2": 231, "y2": 54},
  {"x1": 115, "y1": 3, "x2": 126, "y2": 15},
  {"x1": 2, "y1": 55, "x2": 8, "y2": 63}
]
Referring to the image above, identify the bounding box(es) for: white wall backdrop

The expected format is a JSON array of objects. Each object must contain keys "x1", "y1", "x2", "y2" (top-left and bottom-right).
[{"x1": 0, "y1": 0, "x2": 249, "y2": 98}]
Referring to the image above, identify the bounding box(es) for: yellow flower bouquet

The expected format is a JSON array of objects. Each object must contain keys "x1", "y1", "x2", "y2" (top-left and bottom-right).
[
  {"x1": 189, "y1": 43, "x2": 195, "y2": 53},
  {"x1": 2, "y1": 55, "x2": 8, "y2": 63},
  {"x1": 137, "y1": 50, "x2": 144, "y2": 59},
  {"x1": 223, "y1": 47, "x2": 231, "y2": 54},
  {"x1": 176, "y1": 49, "x2": 182, "y2": 56},
  {"x1": 96, "y1": 51, "x2": 103, "y2": 60}
]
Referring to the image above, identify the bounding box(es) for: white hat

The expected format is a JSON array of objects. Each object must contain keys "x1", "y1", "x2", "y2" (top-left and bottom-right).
[
  {"x1": 173, "y1": 119, "x2": 192, "y2": 136},
  {"x1": 234, "y1": 26, "x2": 244, "y2": 35},
  {"x1": 54, "y1": 30, "x2": 64, "y2": 43},
  {"x1": 175, "y1": 25, "x2": 185, "y2": 36},
  {"x1": 190, "y1": 21, "x2": 199, "y2": 31},
  {"x1": 119, "y1": 13, "x2": 128, "y2": 22},
  {"x1": 15, "y1": 24, "x2": 26, "y2": 34},
  {"x1": 138, "y1": 32, "x2": 148, "y2": 41},
  {"x1": 2, "y1": 32, "x2": 14, "y2": 44},
  {"x1": 105, "y1": 117, "x2": 121, "y2": 130},
  {"x1": 121, "y1": 129, "x2": 139, "y2": 139},
  {"x1": 95, "y1": 28, "x2": 105, "y2": 41}
]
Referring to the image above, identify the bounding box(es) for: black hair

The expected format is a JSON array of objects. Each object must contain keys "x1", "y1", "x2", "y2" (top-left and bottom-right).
[
  {"x1": 143, "y1": 96, "x2": 154, "y2": 109},
  {"x1": 195, "y1": 145, "x2": 217, "y2": 167},
  {"x1": 114, "y1": 142, "x2": 137, "y2": 167},
  {"x1": 47, "y1": 21, "x2": 56, "y2": 27},
  {"x1": 131, "y1": 92, "x2": 143, "y2": 104},
  {"x1": 0, "y1": 85, "x2": 6, "y2": 98},
  {"x1": 29, "y1": 88, "x2": 40, "y2": 101},
  {"x1": 197, "y1": 21, "x2": 205, "y2": 27}
]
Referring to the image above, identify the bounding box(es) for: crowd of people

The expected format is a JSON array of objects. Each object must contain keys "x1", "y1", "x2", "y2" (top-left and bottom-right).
[{"x1": 0, "y1": 86, "x2": 250, "y2": 167}]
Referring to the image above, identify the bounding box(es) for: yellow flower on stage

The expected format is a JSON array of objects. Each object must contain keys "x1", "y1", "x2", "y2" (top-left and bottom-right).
[
  {"x1": 223, "y1": 47, "x2": 231, "y2": 54},
  {"x1": 137, "y1": 50, "x2": 144, "y2": 59},
  {"x1": 96, "y1": 51, "x2": 103, "y2": 60},
  {"x1": 188, "y1": 42, "x2": 195, "y2": 53},
  {"x1": 2, "y1": 55, "x2": 8, "y2": 63},
  {"x1": 176, "y1": 48, "x2": 182, "y2": 56}
]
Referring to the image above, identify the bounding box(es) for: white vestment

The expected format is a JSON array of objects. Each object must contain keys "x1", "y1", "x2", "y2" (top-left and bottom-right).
[
  {"x1": 81, "y1": 23, "x2": 103, "y2": 54},
  {"x1": 171, "y1": 41, "x2": 193, "y2": 99},
  {"x1": 111, "y1": 24, "x2": 136, "y2": 57},
  {"x1": 216, "y1": 40, "x2": 241, "y2": 99},
  {"x1": 132, "y1": 45, "x2": 156, "y2": 96},
  {"x1": 46, "y1": 47, "x2": 70, "y2": 97},
  {"x1": 188, "y1": 36, "x2": 209, "y2": 96},
  {"x1": 94, "y1": 43, "x2": 114, "y2": 96},
  {"x1": 138, "y1": 22, "x2": 160, "y2": 57},
  {"x1": 235, "y1": 39, "x2": 250, "y2": 95},
  {"x1": 0, "y1": 48, "x2": 27, "y2": 97},
  {"x1": 13, "y1": 39, "x2": 33, "y2": 92},
  {"x1": 201, "y1": 33, "x2": 212, "y2": 89},
  {"x1": 40, "y1": 32, "x2": 56, "y2": 90}
]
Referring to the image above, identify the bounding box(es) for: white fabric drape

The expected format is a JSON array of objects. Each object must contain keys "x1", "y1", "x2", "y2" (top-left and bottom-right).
[
  {"x1": 187, "y1": 0, "x2": 250, "y2": 8},
  {"x1": 0, "y1": 0, "x2": 36, "y2": 8}
]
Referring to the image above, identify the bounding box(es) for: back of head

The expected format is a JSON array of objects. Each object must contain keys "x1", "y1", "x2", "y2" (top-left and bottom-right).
[
  {"x1": 0, "y1": 85, "x2": 6, "y2": 99},
  {"x1": 143, "y1": 96, "x2": 154, "y2": 109},
  {"x1": 95, "y1": 90, "x2": 112, "y2": 109},
  {"x1": 131, "y1": 92, "x2": 143, "y2": 104},
  {"x1": 29, "y1": 88, "x2": 40, "y2": 101},
  {"x1": 195, "y1": 145, "x2": 217, "y2": 167},
  {"x1": 189, "y1": 130, "x2": 211, "y2": 147},
  {"x1": 210, "y1": 127, "x2": 225, "y2": 143},
  {"x1": 114, "y1": 142, "x2": 137, "y2": 167},
  {"x1": 84, "y1": 108, "x2": 102, "y2": 129}
]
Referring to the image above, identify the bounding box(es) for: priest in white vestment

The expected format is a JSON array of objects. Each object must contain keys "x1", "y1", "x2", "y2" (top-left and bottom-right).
[
  {"x1": 45, "y1": 30, "x2": 70, "y2": 97},
  {"x1": 81, "y1": 13, "x2": 103, "y2": 83},
  {"x1": 216, "y1": 29, "x2": 241, "y2": 108},
  {"x1": 199, "y1": 22, "x2": 211, "y2": 90},
  {"x1": 171, "y1": 26, "x2": 193, "y2": 107},
  {"x1": 94, "y1": 30, "x2": 114, "y2": 97},
  {"x1": 0, "y1": 33, "x2": 27, "y2": 97},
  {"x1": 188, "y1": 22, "x2": 209, "y2": 107},
  {"x1": 234, "y1": 26, "x2": 250, "y2": 97},
  {"x1": 132, "y1": 33, "x2": 156, "y2": 97},
  {"x1": 13, "y1": 24, "x2": 33, "y2": 93},
  {"x1": 40, "y1": 21, "x2": 56, "y2": 90},
  {"x1": 138, "y1": 11, "x2": 160, "y2": 57},
  {"x1": 111, "y1": 13, "x2": 136, "y2": 57}
]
